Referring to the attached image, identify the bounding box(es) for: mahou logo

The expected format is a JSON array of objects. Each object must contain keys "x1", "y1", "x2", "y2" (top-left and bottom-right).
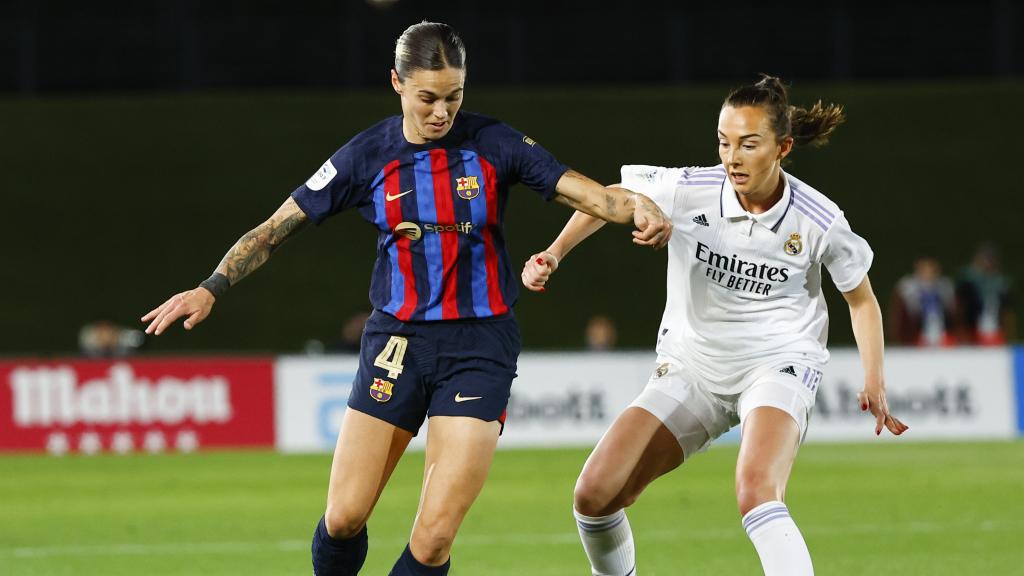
[
  {"x1": 0, "y1": 359, "x2": 275, "y2": 454},
  {"x1": 10, "y1": 364, "x2": 232, "y2": 426}
]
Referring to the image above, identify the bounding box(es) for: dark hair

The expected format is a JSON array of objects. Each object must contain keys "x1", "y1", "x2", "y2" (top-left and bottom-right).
[
  {"x1": 394, "y1": 21, "x2": 466, "y2": 81},
  {"x1": 723, "y1": 75, "x2": 845, "y2": 147}
]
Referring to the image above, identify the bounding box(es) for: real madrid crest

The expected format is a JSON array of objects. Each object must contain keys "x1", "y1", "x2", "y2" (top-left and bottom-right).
[
  {"x1": 783, "y1": 233, "x2": 803, "y2": 256},
  {"x1": 654, "y1": 363, "x2": 670, "y2": 378}
]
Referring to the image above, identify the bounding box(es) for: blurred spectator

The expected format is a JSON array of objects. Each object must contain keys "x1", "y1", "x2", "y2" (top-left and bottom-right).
[
  {"x1": 888, "y1": 256, "x2": 957, "y2": 346},
  {"x1": 329, "y1": 311, "x2": 371, "y2": 353},
  {"x1": 584, "y1": 314, "x2": 618, "y2": 351},
  {"x1": 78, "y1": 320, "x2": 144, "y2": 357},
  {"x1": 955, "y1": 244, "x2": 1015, "y2": 345}
]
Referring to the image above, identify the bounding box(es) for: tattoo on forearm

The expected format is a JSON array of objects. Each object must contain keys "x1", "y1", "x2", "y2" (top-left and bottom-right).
[
  {"x1": 558, "y1": 170, "x2": 622, "y2": 218},
  {"x1": 215, "y1": 208, "x2": 308, "y2": 285},
  {"x1": 604, "y1": 191, "x2": 620, "y2": 218},
  {"x1": 559, "y1": 195, "x2": 581, "y2": 209},
  {"x1": 267, "y1": 210, "x2": 308, "y2": 254}
]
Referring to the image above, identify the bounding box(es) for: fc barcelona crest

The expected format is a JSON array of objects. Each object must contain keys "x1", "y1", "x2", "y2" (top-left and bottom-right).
[
  {"x1": 784, "y1": 233, "x2": 803, "y2": 256},
  {"x1": 456, "y1": 176, "x2": 481, "y2": 200},
  {"x1": 369, "y1": 378, "x2": 394, "y2": 403}
]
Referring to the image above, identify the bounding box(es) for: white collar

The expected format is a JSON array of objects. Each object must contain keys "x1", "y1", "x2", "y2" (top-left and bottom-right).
[{"x1": 720, "y1": 171, "x2": 793, "y2": 234}]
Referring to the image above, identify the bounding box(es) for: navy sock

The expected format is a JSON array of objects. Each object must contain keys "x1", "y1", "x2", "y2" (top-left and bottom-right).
[
  {"x1": 388, "y1": 544, "x2": 450, "y2": 575},
  {"x1": 311, "y1": 516, "x2": 368, "y2": 576}
]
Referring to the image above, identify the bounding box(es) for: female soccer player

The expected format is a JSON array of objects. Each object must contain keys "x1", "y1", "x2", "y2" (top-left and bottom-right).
[
  {"x1": 140, "y1": 21, "x2": 670, "y2": 576},
  {"x1": 521, "y1": 76, "x2": 908, "y2": 576}
]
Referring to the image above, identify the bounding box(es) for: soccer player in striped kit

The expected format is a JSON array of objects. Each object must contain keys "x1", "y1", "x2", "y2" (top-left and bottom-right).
[
  {"x1": 140, "y1": 21, "x2": 670, "y2": 576},
  {"x1": 522, "y1": 76, "x2": 909, "y2": 575}
]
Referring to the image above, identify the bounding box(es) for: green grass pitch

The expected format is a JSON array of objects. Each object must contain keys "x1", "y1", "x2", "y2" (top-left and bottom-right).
[{"x1": 2, "y1": 440, "x2": 1021, "y2": 575}]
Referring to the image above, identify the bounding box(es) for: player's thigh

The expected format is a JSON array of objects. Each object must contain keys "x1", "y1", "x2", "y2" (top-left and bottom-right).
[
  {"x1": 576, "y1": 363, "x2": 736, "y2": 512},
  {"x1": 575, "y1": 405, "x2": 684, "y2": 515},
  {"x1": 326, "y1": 311, "x2": 429, "y2": 529},
  {"x1": 326, "y1": 407, "x2": 414, "y2": 531},
  {"x1": 735, "y1": 372, "x2": 814, "y2": 508},
  {"x1": 581, "y1": 358, "x2": 733, "y2": 494},
  {"x1": 427, "y1": 315, "x2": 519, "y2": 427},
  {"x1": 414, "y1": 415, "x2": 502, "y2": 534},
  {"x1": 348, "y1": 310, "x2": 433, "y2": 435}
]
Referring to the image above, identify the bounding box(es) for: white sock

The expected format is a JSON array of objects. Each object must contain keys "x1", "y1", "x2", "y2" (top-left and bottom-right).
[
  {"x1": 742, "y1": 501, "x2": 813, "y2": 576},
  {"x1": 574, "y1": 508, "x2": 636, "y2": 576}
]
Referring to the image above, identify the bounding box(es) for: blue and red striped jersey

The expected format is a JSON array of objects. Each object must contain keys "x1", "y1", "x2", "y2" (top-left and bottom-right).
[{"x1": 291, "y1": 112, "x2": 568, "y2": 322}]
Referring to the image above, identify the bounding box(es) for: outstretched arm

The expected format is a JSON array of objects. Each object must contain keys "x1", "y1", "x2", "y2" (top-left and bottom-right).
[
  {"x1": 843, "y1": 275, "x2": 909, "y2": 436},
  {"x1": 141, "y1": 196, "x2": 309, "y2": 335},
  {"x1": 553, "y1": 170, "x2": 671, "y2": 249},
  {"x1": 523, "y1": 181, "x2": 663, "y2": 292},
  {"x1": 521, "y1": 200, "x2": 609, "y2": 293},
  {"x1": 212, "y1": 196, "x2": 309, "y2": 284}
]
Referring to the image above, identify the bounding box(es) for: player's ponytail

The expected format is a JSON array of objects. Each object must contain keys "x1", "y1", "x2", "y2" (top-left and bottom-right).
[
  {"x1": 394, "y1": 21, "x2": 466, "y2": 81},
  {"x1": 724, "y1": 75, "x2": 845, "y2": 148},
  {"x1": 789, "y1": 100, "x2": 845, "y2": 147}
]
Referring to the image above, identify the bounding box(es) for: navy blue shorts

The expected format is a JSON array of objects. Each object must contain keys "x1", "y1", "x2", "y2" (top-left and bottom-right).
[{"x1": 347, "y1": 310, "x2": 521, "y2": 435}]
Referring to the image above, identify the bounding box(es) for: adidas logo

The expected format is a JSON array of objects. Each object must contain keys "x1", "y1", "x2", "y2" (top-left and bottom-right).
[
  {"x1": 692, "y1": 214, "x2": 709, "y2": 227},
  {"x1": 779, "y1": 365, "x2": 797, "y2": 376}
]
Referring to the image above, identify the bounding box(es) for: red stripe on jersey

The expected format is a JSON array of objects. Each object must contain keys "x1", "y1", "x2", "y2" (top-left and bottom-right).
[
  {"x1": 430, "y1": 149, "x2": 460, "y2": 320},
  {"x1": 479, "y1": 157, "x2": 508, "y2": 316},
  {"x1": 383, "y1": 160, "x2": 417, "y2": 321}
]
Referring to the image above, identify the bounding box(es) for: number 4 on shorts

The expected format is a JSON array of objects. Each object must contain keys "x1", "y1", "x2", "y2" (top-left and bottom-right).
[{"x1": 374, "y1": 335, "x2": 408, "y2": 379}]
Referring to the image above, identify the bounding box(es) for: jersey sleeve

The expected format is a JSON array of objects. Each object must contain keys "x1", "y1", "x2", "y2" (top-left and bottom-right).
[
  {"x1": 290, "y1": 140, "x2": 369, "y2": 225},
  {"x1": 821, "y1": 214, "x2": 874, "y2": 292},
  {"x1": 488, "y1": 123, "x2": 568, "y2": 200},
  {"x1": 620, "y1": 165, "x2": 684, "y2": 216}
]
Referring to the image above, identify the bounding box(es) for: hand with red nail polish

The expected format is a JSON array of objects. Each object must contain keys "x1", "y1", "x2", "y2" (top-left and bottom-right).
[
  {"x1": 520, "y1": 250, "x2": 559, "y2": 293},
  {"x1": 857, "y1": 387, "x2": 909, "y2": 437}
]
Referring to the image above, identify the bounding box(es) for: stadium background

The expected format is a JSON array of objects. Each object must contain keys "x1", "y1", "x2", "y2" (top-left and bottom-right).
[{"x1": 2, "y1": 1, "x2": 1023, "y2": 575}]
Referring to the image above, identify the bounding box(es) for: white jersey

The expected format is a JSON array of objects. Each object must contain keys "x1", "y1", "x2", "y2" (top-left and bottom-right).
[{"x1": 622, "y1": 164, "x2": 873, "y2": 394}]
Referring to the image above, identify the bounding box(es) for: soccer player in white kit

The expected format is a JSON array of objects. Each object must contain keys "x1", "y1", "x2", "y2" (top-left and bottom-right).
[{"x1": 521, "y1": 76, "x2": 909, "y2": 576}]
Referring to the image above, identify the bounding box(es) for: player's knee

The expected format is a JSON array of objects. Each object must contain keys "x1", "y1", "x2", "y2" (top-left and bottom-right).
[
  {"x1": 735, "y1": 469, "x2": 784, "y2": 516},
  {"x1": 409, "y1": 519, "x2": 456, "y2": 565},
  {"x1": 573, "y1": 474, "x2": 620, "y2": 517},
  {"x1": 323, "y1": 505, "x2": 368, "y2": 539}
]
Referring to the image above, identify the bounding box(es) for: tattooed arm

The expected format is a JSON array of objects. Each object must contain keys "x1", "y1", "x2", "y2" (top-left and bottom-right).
[
  {"x1": 213, "y1": 197, "x2": 309, "y2": 284},
  {"x1": 553, "y1": 170, "x2": 672, "y2": 249},
  {"x1": 141, "y1": 197, "x2": 309, "y2": 335}
]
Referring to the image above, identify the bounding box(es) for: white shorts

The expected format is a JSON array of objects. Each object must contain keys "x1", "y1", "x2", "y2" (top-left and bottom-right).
[{"x1": 628, "y1": 360, "x2": 820, "y2": 458}]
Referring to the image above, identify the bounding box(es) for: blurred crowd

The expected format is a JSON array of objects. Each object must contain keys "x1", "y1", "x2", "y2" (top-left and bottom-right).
[{"x1": 888, "y1": 244, "x2": 1015, "y2": 347}]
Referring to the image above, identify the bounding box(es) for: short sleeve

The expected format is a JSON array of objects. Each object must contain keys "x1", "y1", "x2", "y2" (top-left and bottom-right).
[
  {"x1": 290, "y1": 140, "x2": 368, "y2": 225},
  {"x1": 620, "y1": 165, "x2": 684, "y2": 216},
  {"x1": 821, "y1": 214, "x2": 874, "y2": 292},
  {"x1": 488, "y1": 123, "x2": 568, "y2": 201}
]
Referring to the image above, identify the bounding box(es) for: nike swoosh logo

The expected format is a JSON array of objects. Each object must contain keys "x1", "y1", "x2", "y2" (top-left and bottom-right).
[
  {"x1": 454, "y1": 393, "x2": 483, "y2": 403},
  {"x1": 386, "y1": 189, "x2": 413, "y2": 202}
]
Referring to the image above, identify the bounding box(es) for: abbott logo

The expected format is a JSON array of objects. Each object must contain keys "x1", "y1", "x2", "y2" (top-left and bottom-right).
[{"x1": 8, "y1": 364, "x2": 233, "y2": 426}]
